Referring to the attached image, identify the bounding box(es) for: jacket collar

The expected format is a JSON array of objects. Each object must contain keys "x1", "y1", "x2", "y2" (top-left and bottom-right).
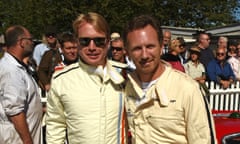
[
  {"x1": 79, "y1": 59, "x2": 125, "y2": 84},
  {"x1": 127, "y1": 62, "x2": 171, "y2": 107}
]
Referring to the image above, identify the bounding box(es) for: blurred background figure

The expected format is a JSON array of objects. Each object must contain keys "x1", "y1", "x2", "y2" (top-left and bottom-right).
[
  {"x1": 37, "y1": 27, "x2": 61, "y2": 92},
  {"x1": 111, "y1": 32, "x2": 121, "y2": 41},
  {"x1": 107, "y1": 32, "x2": 121, "y2": 59},
  {"x1": 207, "y1": 47, "x2": 235, "y2": 89},
  {"x1": 162, "y1": 29, "x2": 171, "y2": 55},
  {"x1": 162, "y1": 39, "x2": 185, "y2": 72},
  {"x1": 110, "y1": 32, "x2": 125, "y2": 63},
  {"x1": 54, "y1": 32, "x2": 79, "y2": 71},
  {"x1": 33, "y1": 25, "x2": 58, "y2": 68},
  {"x1": 184, "y1": 47, "x2": 206, "y2": 84},
  {"x1": 217, "y1": 36, "x2": 228, "y2": 50},
  {"x1": 110, "y1": 32, "x2": 135, "y2": 71},
  {"x1": 0, "y1": 43, "x2": 7, "y2": 58},
  {"x1": 227, "y1": 40, "x2": 237, "y2": 58},
  {"x1": 177, "y1": 37, "x2": 188, "y2": 64},
  {"x1": 197, "y1": 32, "x2": 214, "y2": 69},
  {"x1": 227, "y1": 41, "x2": 240, "y2": 81}
]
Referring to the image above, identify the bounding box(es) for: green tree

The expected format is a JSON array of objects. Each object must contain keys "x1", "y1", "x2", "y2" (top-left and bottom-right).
[{"x1": 0, "y1": 0, "x2": 239, "y2": 39}]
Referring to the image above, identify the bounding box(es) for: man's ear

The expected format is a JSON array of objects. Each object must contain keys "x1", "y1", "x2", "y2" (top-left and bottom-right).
[
  {"x1": 160, "y1": 44, "x2": 163, "y2": 55},
  {"x1": 123, "y1": 49, "x2": 127, "y2": 55},
  {"x1": 18, "y1": 39, "x2": 24, "y2": 49},
  {"x1": 106, "y1": 40, "x2": 110, "y2": 50}
]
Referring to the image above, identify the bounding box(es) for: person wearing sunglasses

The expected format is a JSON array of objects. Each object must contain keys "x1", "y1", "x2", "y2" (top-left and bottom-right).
[
  {"x1": 37, "y1": 33, "x2": 62, "y2": 93},
  {"x1": 161, "y1": 39, "x2": 185, "y2": 72},
  {"x1": 33, "y1": 25, "x2": 58, "y2": 67},
  {"x1": 46, "y1": 12, "x2": 127, "y2": 144},
  {"x1": 0, "y1": 25, "x2": 42, "y2": 144},
  {"x1": 111, "y1": 35, "x2": 135, "y2": 67},
  {"x1": 207, "y1": 47, "x2": 236, "y2": 89},
  {"x1": 111, "y1": 36, "x2": 126, "y2": 64},
  {"x1": 184, "y1": 47, "x2": 206, "y2": 84}
]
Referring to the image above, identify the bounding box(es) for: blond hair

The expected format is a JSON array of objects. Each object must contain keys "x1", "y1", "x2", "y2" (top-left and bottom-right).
[
  {"x1": 72, "y1": 12, "x2": 110, "y2": 40},
  {"x1": 169, "y1": 39, "x2": 181, "y2": 52}
]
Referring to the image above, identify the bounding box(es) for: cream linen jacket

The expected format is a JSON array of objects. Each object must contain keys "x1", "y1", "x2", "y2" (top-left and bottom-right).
[
  {"x1": 125, "y1": 64, "x2": 217, "y2": 144},
  {"x1": 46, "y1": 59, "x2": 127, "y2": 144}
]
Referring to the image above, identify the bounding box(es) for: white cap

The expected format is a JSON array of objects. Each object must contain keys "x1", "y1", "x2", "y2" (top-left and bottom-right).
[{"x1": 110, "y1": 32, "x2": 120, "y2": 41}]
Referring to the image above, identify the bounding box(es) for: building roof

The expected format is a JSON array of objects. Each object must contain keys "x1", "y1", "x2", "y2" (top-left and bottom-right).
[{"x1": 162, "y1": 23, "x2": 240, "y2": 43}]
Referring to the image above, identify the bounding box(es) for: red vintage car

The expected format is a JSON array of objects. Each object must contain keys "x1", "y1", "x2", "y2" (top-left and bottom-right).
[
  {"x1": 206, "y1": 81, "x2": 240, "y2": 144},
  {"x1": 213, "y1": 110, "x2": 240, "y2": 144}
]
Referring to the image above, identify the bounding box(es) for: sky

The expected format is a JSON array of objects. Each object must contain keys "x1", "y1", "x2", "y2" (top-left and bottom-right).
[{"x1": 235, "y1": 0, "x2": 240, "y2": 20}]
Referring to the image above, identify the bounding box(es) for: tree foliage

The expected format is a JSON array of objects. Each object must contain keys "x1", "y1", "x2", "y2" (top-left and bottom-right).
[{"x1": 0, "y1": 0, "x2": 239, "y2": 39}]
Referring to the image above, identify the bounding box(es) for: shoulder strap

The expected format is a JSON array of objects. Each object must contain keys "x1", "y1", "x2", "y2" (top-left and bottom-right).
[{"x1": 199, "y1": 84, "x2": 216, "y2": 144}]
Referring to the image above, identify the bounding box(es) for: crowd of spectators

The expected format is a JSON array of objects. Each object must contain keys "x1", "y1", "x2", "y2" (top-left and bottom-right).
[
  {"x1": 161, "y1": 31, "x2": 240, "y2": 89},
  {"x1": 0, "y1": 12, "x2": 239, "y2": 144}
]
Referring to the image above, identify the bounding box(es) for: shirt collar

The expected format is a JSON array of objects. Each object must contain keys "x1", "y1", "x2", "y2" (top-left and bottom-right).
[
  {"x1": 5, "y1": 52, "x2": 27, "y2": 69},
  {"x1": 78, "y1": 59, "x2": 125, "y2": 84},
  {"x1": 127, "y1": 61, "x2": 171, "y2": 106}
]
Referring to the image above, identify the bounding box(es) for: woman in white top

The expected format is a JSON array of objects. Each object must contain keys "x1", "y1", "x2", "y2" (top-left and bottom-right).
[{"x1": 184, "y1": 47, "x2": 206, "y2": 84}]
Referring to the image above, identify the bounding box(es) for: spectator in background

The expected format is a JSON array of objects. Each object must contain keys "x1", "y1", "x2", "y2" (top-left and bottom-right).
[
  {"x1": 33, "y1": 26, "x2": 58, "y2": 67},
  {"x1": 162, "y1": 39, "x2": 185, "y2": 72},
  {"x1": 107, "y1": 32, "x2": 121, "y2": 59},
  {"x1": 162, "y1": 29, "x2": 171, "y2": 55},
  {"x1": 54, "y1": 32, "x2": 79, "y2": 71},
  {"x1": 110, "y1": 32, "x2": 135, "y2": 72},
  {"x1": 236, "y1": 41, "x2": 240, "y2": 57},
  {"x1": 0, "y1": 43, "x2": 7, "y2": 58},
  {"x1": 227, "y1": 40, "x2": 237, "y2": 58},
  {"x1": 207, "y1": 47, "x2": 235, "y2": 89},
  {"x1": 197, "y1": 32, "x2": 215, "y2": 69},
  {"x1": 37, "y1": 31, "x2": 62, "y2": 92},
  {"x1": 217, "y1": 36, "x2": 228, "y2": 50},
  {"x1": 177, "y1": 37, "x2": 188, "y2": 64},
  {"x1": 228, "y1": 41, "x2": 240, "y2": 81},
  {"x1": 46, "y1": 12, "x2": 127, "y2": 144},
  {"x1": 184, "y1": 47, "x2": 206, "y2": 84},
  {"x1": 0, "y1": 25, "x2": 42, "y2": 144},
  {"x1": 123, "y1": 14, "x2": 216, "y2": 144},
  {"x1": 111, "y1": 35, "x2": 126, "y2": 63}
]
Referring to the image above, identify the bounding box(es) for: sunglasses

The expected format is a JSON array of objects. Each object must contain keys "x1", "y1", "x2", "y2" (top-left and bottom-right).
[
  {"x1": 112, "y1": 46, "x2": 123, "y2": 51},
  {"x1": 179, "y1": 45, "x2": 185, "y2": 49},
  {"x1": 45, "y1": 33, "x2": 56, "y2": 38},
  {"x1": 216, "y1": 52, "x2": 225, "y2": 56},
  {"x1": 78, "y1": 37, "x2": 106, "y2": 47},
  {"x1": 190, "y1": 51, "x2": 200, "y2": 55}
]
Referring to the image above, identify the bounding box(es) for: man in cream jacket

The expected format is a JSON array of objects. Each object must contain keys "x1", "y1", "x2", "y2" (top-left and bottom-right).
[{"x1": 123, "y1": 14, "x2": 217, "y2": 144}]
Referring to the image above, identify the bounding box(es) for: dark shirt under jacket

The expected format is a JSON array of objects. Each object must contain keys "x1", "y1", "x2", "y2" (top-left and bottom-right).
[
  {"x1": 162, "y1": 53, "x2": 185, "y2": 72},
  {"x1": 199, "y1": 47, "x2": 215, "y2": 69}
]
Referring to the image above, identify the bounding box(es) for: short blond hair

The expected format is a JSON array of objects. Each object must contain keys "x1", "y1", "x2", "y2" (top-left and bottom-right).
[
  {"x1": 72, "y1": 12, "x2": 110, "y2": 40},
  {"x1": 169, "y1": 39, "x2": 181, "y2": 52}
]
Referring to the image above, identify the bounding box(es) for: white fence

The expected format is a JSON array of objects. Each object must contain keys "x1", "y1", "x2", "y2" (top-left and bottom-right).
[
  {"x1": 206, "y1": 81, "x2": 240, "y2": 112},
  {"x1": 40, "y1": 82, "x2": 240, "y2": 112}
]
